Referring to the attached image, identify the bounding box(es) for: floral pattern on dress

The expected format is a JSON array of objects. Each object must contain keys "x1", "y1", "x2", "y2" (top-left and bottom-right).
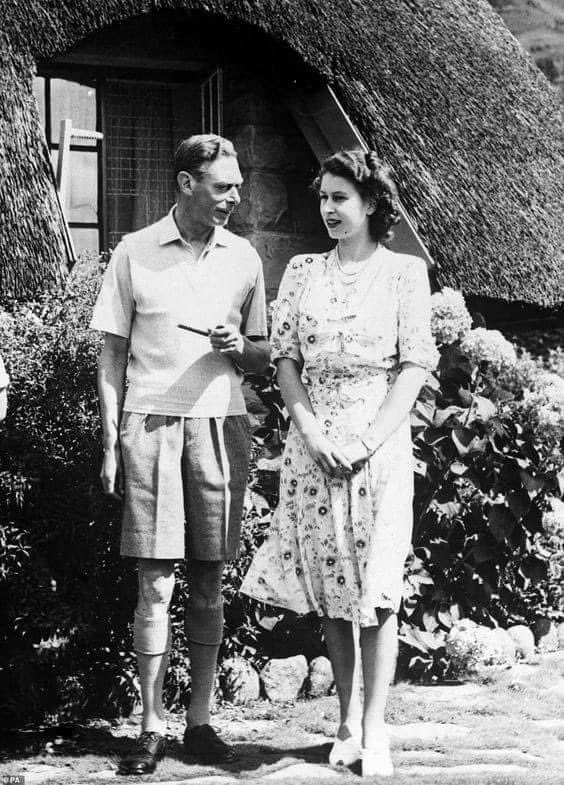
[{"x1": 241, "y1": 248, "x2": 438, "y2": 626}]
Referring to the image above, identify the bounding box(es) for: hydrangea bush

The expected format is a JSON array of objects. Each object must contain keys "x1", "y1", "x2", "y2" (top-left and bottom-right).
[{"x1": 400, "y1": 289, "x2": 564, "y2": 678}]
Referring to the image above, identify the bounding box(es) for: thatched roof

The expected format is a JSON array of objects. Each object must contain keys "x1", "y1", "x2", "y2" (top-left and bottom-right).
[
  {"x1": 0, "y1": 0, "x2": 562, "y2": 306},
  {"x1": 0, "y1": 33, "x2": 66, "y2": 300}
]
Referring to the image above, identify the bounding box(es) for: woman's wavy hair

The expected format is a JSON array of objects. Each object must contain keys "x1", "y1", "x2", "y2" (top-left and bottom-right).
[{"x1": 312, "y1": 150, "x2": 401, "y2": 244}]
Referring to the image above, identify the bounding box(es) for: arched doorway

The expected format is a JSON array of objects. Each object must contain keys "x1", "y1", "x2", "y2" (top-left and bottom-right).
[
  {"x1": 33, "y1": 11, "x2": 328, "y2": 297},
  {"x1": 33, "y1": 9, "x2": 432, "y2": 297}
]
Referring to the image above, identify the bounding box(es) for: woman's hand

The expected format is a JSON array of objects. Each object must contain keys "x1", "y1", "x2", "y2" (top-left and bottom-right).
[
  {"x1": 341, "y1": 440, "x2": 372, "y2": 468},
  {"x1": 302, "y1": 432, "x2": 353, "y2": 476}
]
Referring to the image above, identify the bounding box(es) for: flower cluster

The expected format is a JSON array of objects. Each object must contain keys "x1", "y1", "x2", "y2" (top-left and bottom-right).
[
  {"x1": 459, "y1": 328, "x2": 516, "y2": 373},
  {"x1": 445, "y1": 619, "x2": 514, "y2": 675},
  {"x1": 430, "y1": 287, "x2": 473, "y2": 345},
  {"x1": 518, "y1": 372, "x2": 564, "y2": 448},
  {"x1": 497, "y1": 348, "x2": 540, "y2": 396},
  {"x1": 0, "y1": 308, "x2": 15, "y2": 332},
  {"x1": 543, "y1": 498, "x2": 564, "y2": 538},
  {"x1": 545, "y1": 347, "x2": 564, "y2": 379},
  {"x1": 534, "y1": 371, "x2": 564, "y2": 396}
]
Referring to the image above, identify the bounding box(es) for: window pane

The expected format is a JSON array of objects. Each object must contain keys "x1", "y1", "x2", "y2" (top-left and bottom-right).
[
  {"x1": 50, "y1": 78, "x2": 97, "y2": 147},
  {"x1": 65, "y1": 150, "x2": 98, "y2": 223},
  {"x1": 70, "y1": 227, "x2": 99, "y2": 257},
  {"x1": 200, "y1": 68, "x2": 222, "y2": 135},
  {"x1": 33, "y1": 76, "x2": 46, "y2": 131}
]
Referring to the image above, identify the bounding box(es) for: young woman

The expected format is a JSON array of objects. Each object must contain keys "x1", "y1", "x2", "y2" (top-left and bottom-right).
[{"x1": 242, "y1": 150, "x2": 438, "y2": 777}]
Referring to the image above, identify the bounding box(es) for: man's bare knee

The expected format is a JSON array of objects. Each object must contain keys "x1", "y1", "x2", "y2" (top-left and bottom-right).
[{"x1": 138, "y1": 559, "x2": 175, "y2": 614}]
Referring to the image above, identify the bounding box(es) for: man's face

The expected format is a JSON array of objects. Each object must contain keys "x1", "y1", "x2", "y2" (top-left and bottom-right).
[{"x1": 189, "y1": 156, "x2": 243, "y2": 228}]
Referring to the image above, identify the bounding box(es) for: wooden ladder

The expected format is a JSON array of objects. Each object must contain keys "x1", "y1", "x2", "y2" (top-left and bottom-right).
[{"x1": 55, "y1": 119, "x2": 103, "y2": 263}]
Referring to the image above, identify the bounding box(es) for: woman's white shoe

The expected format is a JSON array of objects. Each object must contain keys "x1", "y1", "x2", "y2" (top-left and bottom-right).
[
  {"x1": 328, "y1": 734, "x2": 361, "y2": 767},
  {"x1": 361, "y1": 736, "x2": 394, "y2": 778}
]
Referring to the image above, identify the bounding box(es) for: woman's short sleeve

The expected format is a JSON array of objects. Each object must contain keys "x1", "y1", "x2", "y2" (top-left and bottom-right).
[
  {"x1": 398, "y1": 258, "x2": 440, "y2": 371},
  {"x1": 271, "y1": 256, "x2": 310, "y2": 365}
]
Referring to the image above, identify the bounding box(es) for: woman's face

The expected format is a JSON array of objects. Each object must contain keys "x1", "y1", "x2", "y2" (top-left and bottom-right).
[{"x1": 319, "y1": 173, "x2": 374, "y2": 241}]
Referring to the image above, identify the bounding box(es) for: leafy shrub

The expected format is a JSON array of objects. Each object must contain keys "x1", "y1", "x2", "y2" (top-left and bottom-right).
[
  {"x1": 0, "y1": 259, "x2": 141, "y2": 724},
  {"x1": 398, "y1": 296, "x2": 564, "y2": 679},
  {"x1": 0, "y1": 259, "x2": 284, "y2": 724}
]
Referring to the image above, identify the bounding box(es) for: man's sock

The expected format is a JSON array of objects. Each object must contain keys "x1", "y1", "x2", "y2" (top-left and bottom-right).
[
  {"x1": 133, "y1": 611, "x2": 172, "y2": 655},
  {"x1": 185, "y1": 598, "x2": 223, "y2": 646}
]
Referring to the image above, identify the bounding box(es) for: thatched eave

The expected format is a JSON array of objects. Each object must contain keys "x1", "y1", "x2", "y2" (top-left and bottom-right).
[
  {"x1": 0, "y1": 0, "x2": 562, "y2": 305},
  {"x1": 0, "y1": 32, "x2": 66, "y2": 301}
]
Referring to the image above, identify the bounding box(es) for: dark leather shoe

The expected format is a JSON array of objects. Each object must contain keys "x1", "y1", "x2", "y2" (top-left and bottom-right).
[
  {"x1": 118, "y1": 731, "x2": 166, "y2": 775},
  {"x1": 183, "y1": 723, "x2": 238, "y2": 764}
]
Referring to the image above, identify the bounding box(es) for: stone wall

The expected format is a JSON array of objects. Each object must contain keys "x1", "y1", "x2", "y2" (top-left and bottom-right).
[{"x1": 223, "y1": 69, "x2": 330, "y2": 301}]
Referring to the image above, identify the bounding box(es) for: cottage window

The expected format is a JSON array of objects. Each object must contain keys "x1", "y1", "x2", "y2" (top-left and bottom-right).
[
  {"x1": 33, "y1": 62, "x2": 223, "y2": 255},
  {"x1": 33, "y1": 76, "x2": 100, "y2": 257},
  {"x1": 200, "y1": 67, "x2": 223, "y2": 135}
]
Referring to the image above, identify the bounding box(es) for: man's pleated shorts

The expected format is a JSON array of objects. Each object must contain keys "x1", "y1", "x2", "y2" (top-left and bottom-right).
[{"x1": 119, "y1": 412, "x2": 251, "y2": 561}]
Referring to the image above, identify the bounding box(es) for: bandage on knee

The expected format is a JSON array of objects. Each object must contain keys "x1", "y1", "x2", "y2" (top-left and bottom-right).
[
  {"x1": 133, "y1": 611, "x2": 172, "y2": 655},
  {"x1": 185, "y1": 599, "x2": 224, "y2": 646}
]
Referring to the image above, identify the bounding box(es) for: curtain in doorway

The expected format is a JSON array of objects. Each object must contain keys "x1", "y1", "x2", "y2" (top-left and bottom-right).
[{"x1": 103, "y1": 80, "x2": 176, "y2": 248}]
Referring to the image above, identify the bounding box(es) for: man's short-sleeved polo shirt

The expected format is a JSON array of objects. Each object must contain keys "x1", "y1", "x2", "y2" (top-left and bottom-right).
[{"x1": 90, "y1": 208, "x2": 267, "y2": 417}]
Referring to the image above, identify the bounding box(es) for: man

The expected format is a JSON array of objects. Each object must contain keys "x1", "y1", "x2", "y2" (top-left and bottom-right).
[{"x1": 91, "y1": 135, "x2": 269, "y2": 775}]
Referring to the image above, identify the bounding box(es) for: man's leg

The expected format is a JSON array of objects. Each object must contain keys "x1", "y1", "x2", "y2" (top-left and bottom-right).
[
  {"x1": 181, "y1": 416, "x2": 249, "y2": 762},
  {"x1": 184, "y1": 558, "x2": 224, "y2": 728},
  {"x1": 182, "y1": 558, "x2": 238, "y2": 763},
  {"x1": 135, "y1": 558, "x2": 175, "y2": 732},
  {"x1": 119, "y1": 558, "x2": 174, "y2": 776}
]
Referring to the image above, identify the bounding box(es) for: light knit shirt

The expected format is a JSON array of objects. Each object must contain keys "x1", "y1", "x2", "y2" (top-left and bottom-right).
[{"x1": 90, "y1": 208, "x2": 267, "y2": 417}]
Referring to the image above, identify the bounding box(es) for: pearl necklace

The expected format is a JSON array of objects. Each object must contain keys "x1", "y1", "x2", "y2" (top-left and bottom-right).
[{"x1": 335, "y1": 245, "x2": 373, "y2": 285}]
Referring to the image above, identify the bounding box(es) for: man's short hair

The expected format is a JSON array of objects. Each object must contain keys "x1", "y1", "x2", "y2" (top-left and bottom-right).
[{"x1": 174, "y1": 134, "x2": 237, "y2": 182}]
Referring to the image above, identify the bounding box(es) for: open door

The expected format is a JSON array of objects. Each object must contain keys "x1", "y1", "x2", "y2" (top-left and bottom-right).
[{"x1": 285, "y1": 86, "x2": 434, "y2": 266}]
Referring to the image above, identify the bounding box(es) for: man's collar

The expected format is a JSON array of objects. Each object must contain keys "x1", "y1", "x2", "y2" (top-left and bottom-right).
[
  {"x1": 157, "y1": 207, "x2": 182, "y2": 245},
  {"x1": 158, "y1": 207, "x2": 232, "y2": 248},
  {"x1": 212, "y1": 226, "x2": 231, "y2": 247}
]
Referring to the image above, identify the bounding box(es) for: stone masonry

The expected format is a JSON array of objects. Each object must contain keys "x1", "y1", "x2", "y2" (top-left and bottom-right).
[{"x1": 223, "y1": 68, "x2": 329, "y2": 301}]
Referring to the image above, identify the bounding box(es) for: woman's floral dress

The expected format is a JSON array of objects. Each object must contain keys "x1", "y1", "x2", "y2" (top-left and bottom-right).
[{"x1": 241, "y1": 247, "x2": 438, "y2": 626}]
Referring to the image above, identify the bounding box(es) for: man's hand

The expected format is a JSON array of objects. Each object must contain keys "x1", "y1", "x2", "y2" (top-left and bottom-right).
[
  {"x1": 100, "y1": 443, "x2": 124, "y2": 500},
  {"x1": 302, "y1": 432, "x2": 353, "y2": 477},
  {"x1": 209, "y1": 324, "x2": 245, "y2": 356}
]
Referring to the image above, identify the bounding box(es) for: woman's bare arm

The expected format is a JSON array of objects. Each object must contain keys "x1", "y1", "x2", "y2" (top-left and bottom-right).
[
  {"x1": 277, "y1": 358, "x2": 352, "y2": 475},
  {"x1": 342, "y1": 363, "x2": 428, "y2": 464}
]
